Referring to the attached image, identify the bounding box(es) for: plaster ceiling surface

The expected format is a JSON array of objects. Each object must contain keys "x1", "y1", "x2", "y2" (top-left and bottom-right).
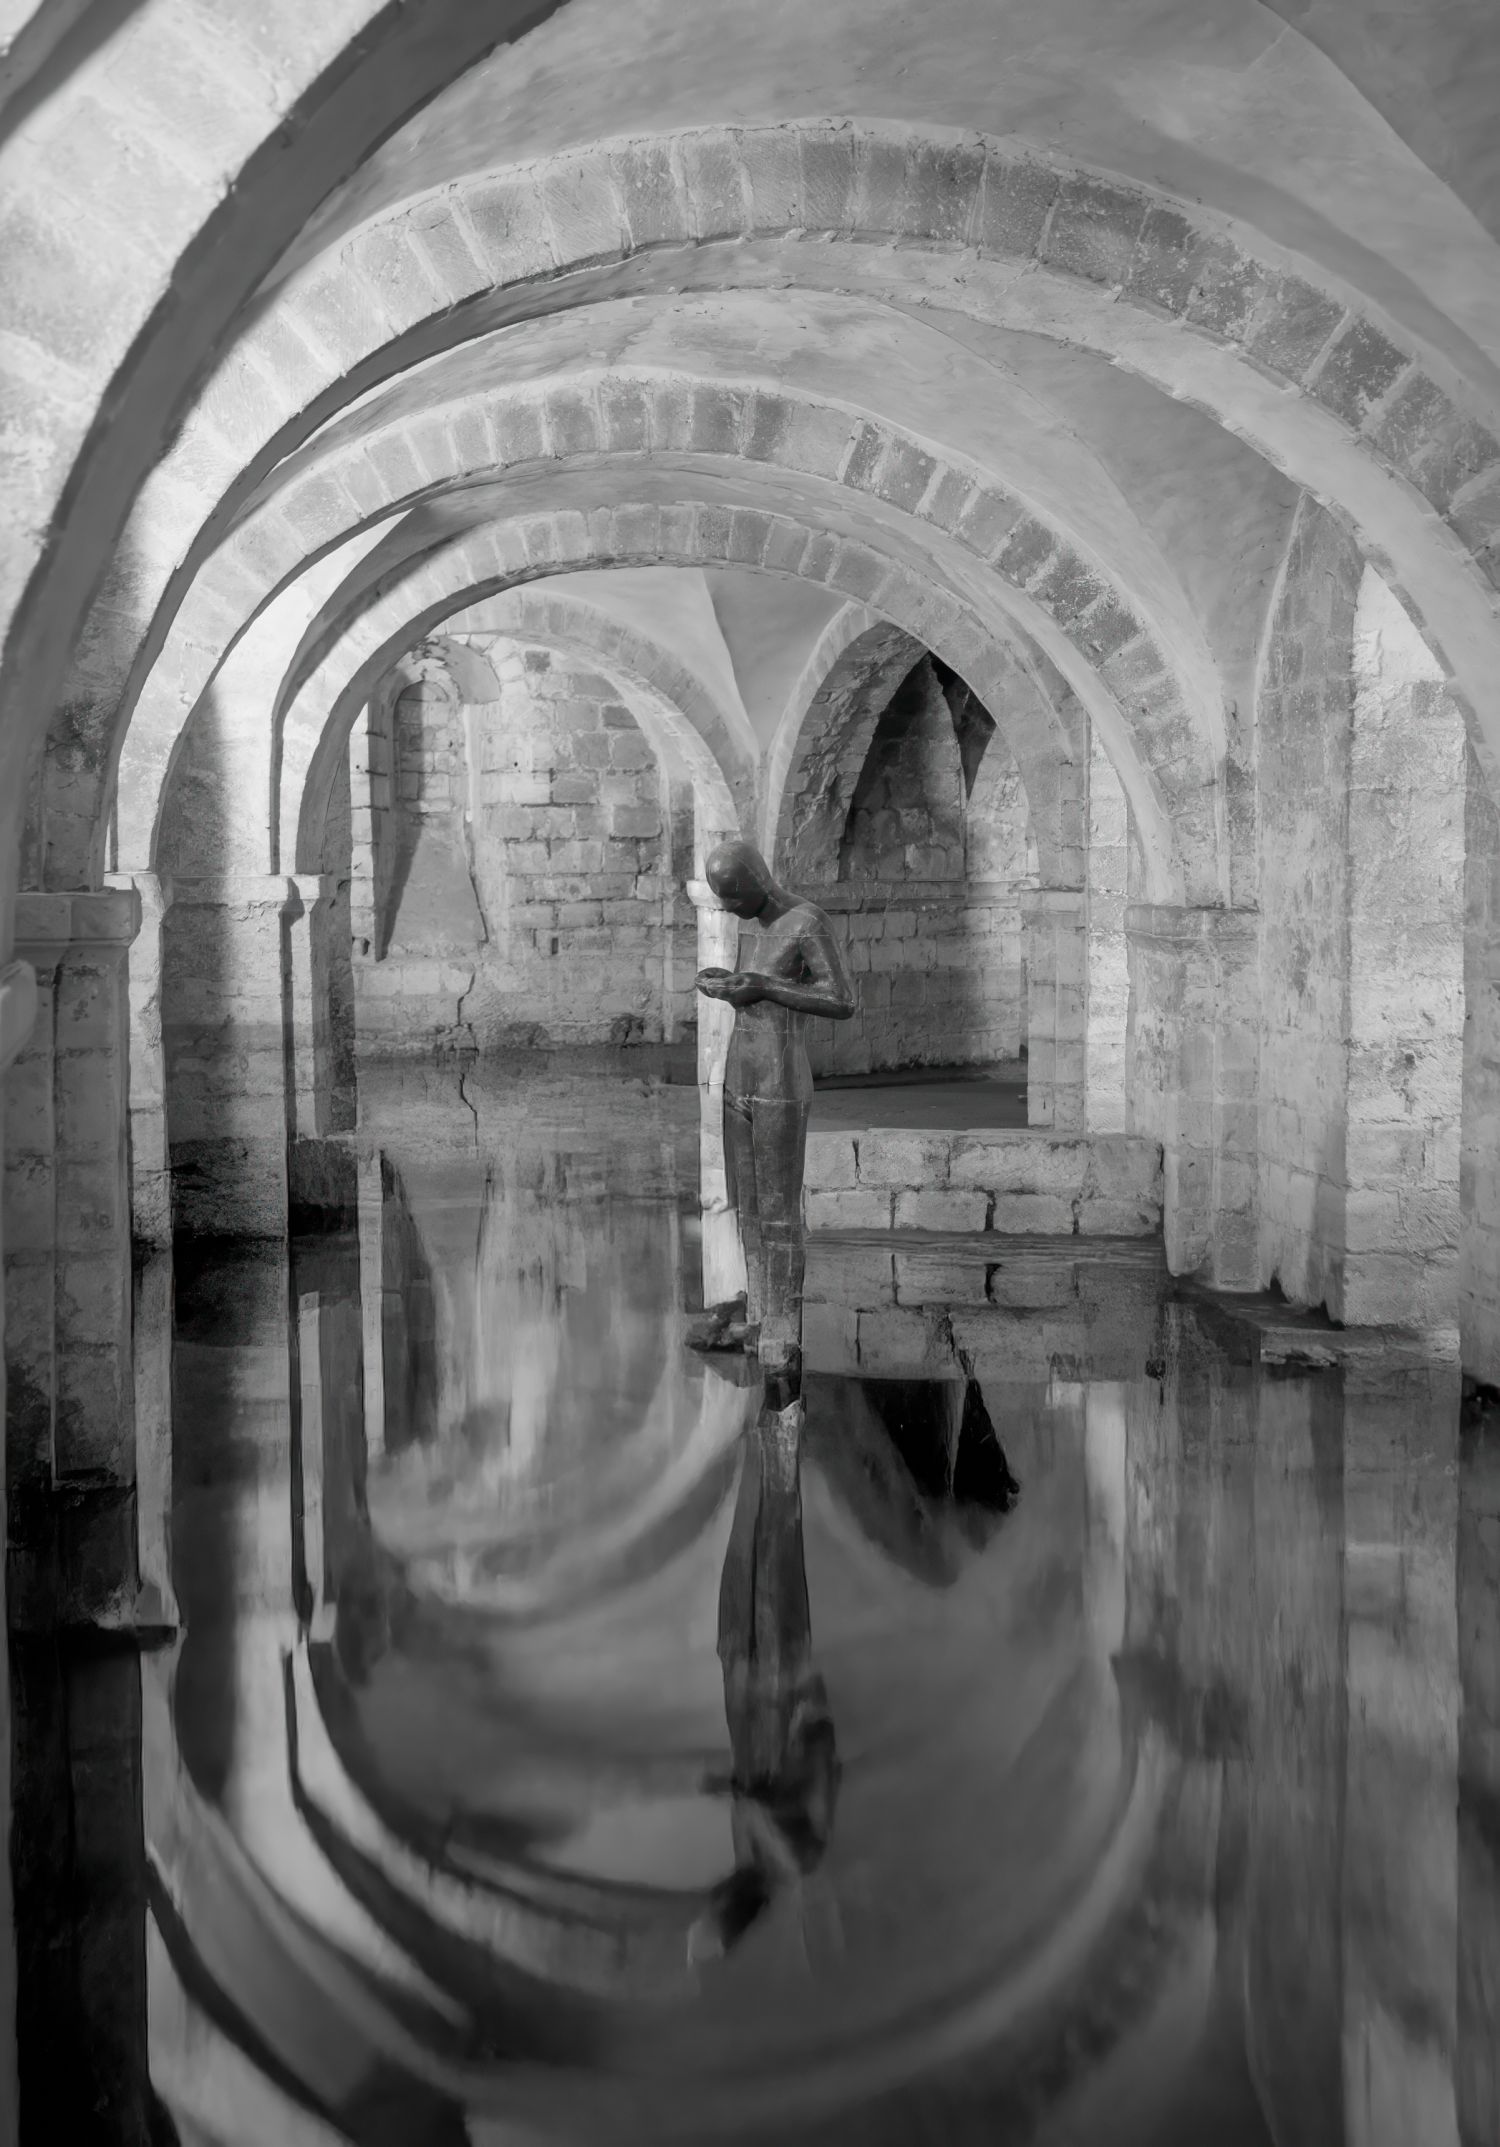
[
  {"x1": 531, "y1": 565, "x2": 756, "y2": 747},
  {"x1": 702, "y1": 569, "x2": 850, "y2": 750},
  {"x1": 265, "y1": 0, "x2": 1500, "y2": 382},
  {"x1": 526, "y1": 566, "x2": 847, "y2": 753},
  {"x1": 1261, "y1": 0, "x2": 1500, "y2": 240}
]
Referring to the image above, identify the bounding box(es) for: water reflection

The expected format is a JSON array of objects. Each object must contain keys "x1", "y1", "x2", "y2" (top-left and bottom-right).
[
  {"x1": 68, "y1": 1066, "x2": 1492, "y2": 2146},
  {"x1": 692, "y1": 1398, "x2": 840, "y2": 1969}
]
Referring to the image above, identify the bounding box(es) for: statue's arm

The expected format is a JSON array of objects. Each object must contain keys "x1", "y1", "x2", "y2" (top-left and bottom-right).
[{"x1": 749, "y1": 912, "x2": 856, "y2": 1020}]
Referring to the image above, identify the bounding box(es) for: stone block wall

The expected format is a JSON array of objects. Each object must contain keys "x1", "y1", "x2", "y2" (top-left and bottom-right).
[
  {"x1": 801, "y1": 883, "x2": 1026, "y2": 1077},
  {"x1": 802, "y1": 1126, "x2": 1162, "y2": 1236},
  {"x1": 795, "y1": 657, "x2": 1032, "y2": 1075},
  {"x1": 352, "y1": 645, "x2": 696, "y2": 1052}
]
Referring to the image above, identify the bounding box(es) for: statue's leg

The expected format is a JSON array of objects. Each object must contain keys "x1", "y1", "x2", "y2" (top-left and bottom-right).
[
  {"x1": 687, "y1": 1089, "x2": 755, "y2": 1349},
  {"x1": 752, "y1": 1098, "x2": 810, "y2": 1370},
  {"x1": 724, "y1": 1091, "x2": 764, "y2": 1332}
]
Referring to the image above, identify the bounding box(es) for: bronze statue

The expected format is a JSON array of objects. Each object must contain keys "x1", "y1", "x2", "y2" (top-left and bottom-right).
[{"x1": 690, "y1": 839, "x2": 855, "y2": 1372}]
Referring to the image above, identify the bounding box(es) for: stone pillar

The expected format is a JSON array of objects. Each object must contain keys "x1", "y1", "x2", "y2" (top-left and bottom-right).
[
  {"x1": 1086, "y1": 735, "x2": 1130, "y2": 1133},
  {"x1": 107, "y1": 868, "x2": 173, "y2": 1247},
  {"x1": 131, "y1": 1245, "x2": 177, "y2": 1631},
  {"x1": 356, "y1": 1148, "x2": 387, "y2": 1463},
  {"x1": 1457, "y1": 1406, "x2": 1500, "y2": 2147},
  {"x1": 687, "y1": 875, "x2": 746, "y2": 1310},
  {"x1": 163, "y1": 875, "x2": 300, "y2": 1238},
  {"x1": 1022, "y1": 888, "x2": 1087, "y2": 1132},
  {"x1": 348, "y1": 699, "x2": 392, "y2": 963},
  {"x1": 285, "y1": 872, "x2": 357, "y2": 1225},
  {"x1": 0, "y1": 952, "x2": 37, "y2": 2143},
  {"x1": 294, "y1": 1279, "x2": 365, "y2": 1644},
  {"x1": 4, "y1": 887, "x2": 142, "y2": 1626},
  {"x1": 1126, "y1": 903, "x2": 1259, "y2": 1287},
  {"x1": 1461, "y1": 745, "x2": 1500, "y2": 1389}
]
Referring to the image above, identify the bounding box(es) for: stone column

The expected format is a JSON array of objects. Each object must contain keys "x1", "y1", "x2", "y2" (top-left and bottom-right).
[
  {"x1": 285, "y1": 872, "x2": 357, "y2": 1223},
  {"x1": 356, "y1": 1148, "x2": 387, "y2": 1463},
  {"x1": 107, "y1": 868, "x2": 173, "y2": 1247},
  {"x1": 163, "y1": 875, "x2": 300, "y2": 1238},
  {"x1": 1457, "y1": 1405, "x2": 1500, "y2": 2147},
  {"x1": 1022, "y1": 888, "x2": 1087, "y2": 1132},
  {"x1": 1125, "y1": 903, "x2": 1259, "y2": 1287},
  {"x1": 687, "y1": 875, "x2": 747, "y2": 1310},
  {"x1": 4, "y1": 887, "x2": 143, "y2": 1626},
  {"x1": 294, "y1": 1280, "x2": 365, "y2": 1644}
]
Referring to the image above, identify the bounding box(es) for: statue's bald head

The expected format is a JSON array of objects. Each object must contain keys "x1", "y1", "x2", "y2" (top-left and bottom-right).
[{"x1": 704, "y1": 838, "x2": 776, "y2": 919}]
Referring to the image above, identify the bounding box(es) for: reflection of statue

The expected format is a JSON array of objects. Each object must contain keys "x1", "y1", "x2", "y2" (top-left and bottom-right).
[
  {"x1": 691, "y1": 840, "x2": 855, "y2": 1370},
  {"x1": 691, "y1": 1397, "x2": 840, "y2": 1965}
]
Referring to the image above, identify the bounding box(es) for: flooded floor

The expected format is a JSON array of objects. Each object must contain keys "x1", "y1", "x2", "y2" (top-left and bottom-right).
[{"x1": 15, "y1": 1060, "x2": 1500, "y2": 2145}]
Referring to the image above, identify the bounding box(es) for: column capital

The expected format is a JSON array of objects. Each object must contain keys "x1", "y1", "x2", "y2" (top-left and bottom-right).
[
  {"x1": 106, "y1": 868, "x2": 173, "y2": 923},
  {"x1": 288, "y1": 872, "x2": 340, "y2": 906},
  {"x1": 13, "y1": 886, "x2": 141, "y2": 955},
  {"x1": 166, "y1": 873, "x2": 301, "y2": 911}
]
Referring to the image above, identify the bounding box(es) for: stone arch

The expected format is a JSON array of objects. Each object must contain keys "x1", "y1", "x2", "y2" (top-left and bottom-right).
[
  {"x1": 291, "y1": 582, "x2": 746, "y2": 875},
  {"x1": 40, "y1": 117, "x2": 1500, "y2": 905},
  {"x1": 0, "y1": 4, "x2": 553, "y2": 902},
  {"x1": 253, "y1": 498, "x2": 1126, "y2": 907},
  {"x1": 99, "y1": 365, "x2": 1201, "y2": 905},
  {"x1": 766, "y1": 611, "x2": 925, "y2": 882},
  {"x1": 115, "y1": 522, "x2": 397, "y2": 878},
  {"x1": 769, "y1": 615, "x2": 1083, "y2": 892}
]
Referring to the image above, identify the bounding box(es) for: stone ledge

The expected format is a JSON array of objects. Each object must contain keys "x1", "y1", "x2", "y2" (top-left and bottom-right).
[{"x1": 804, "y1": 1126, "x2": 1163, "y2": 1235}]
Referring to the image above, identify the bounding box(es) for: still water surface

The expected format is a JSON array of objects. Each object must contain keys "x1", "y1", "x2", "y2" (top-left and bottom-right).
[{"x1": 143, "y1": 1064, "x2": 1498, "y2": 2145}]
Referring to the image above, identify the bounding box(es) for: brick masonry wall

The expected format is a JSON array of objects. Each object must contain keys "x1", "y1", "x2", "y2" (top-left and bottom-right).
[
  {"x1": 353, "y1": 645, "x2": 696, "y2": 1052},
  {"x1": 803, "y1": 1127, "x2": 1162, "y2": 1236}
]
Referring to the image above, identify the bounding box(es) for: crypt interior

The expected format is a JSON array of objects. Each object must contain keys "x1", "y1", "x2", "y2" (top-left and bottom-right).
[{"x1": 1, "y1": 1, "x2": 1499, "y2": 2140}]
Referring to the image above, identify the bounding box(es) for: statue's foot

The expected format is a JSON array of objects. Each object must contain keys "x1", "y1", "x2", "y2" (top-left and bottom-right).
[
  {"x1": 684, "y1": 1299, "x2": 757, "y2": 1353},
  {"x1": 689, "y1": 1321, "x2": 760, "y2": 1355}
]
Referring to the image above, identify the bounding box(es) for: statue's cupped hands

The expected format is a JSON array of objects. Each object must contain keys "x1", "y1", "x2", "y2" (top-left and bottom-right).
[{"x1": 696, "y1": 967, "x2": 767, "y2": 1008}]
